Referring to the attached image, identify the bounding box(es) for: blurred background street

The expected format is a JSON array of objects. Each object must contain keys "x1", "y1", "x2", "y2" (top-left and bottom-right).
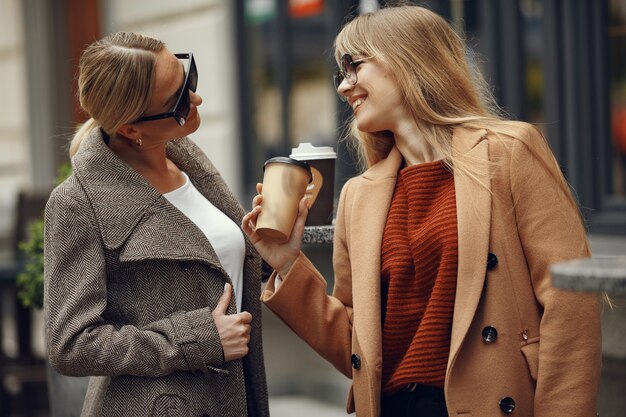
[{"x1": 1, "y1": 0, "x2": 626, "y2": 416}]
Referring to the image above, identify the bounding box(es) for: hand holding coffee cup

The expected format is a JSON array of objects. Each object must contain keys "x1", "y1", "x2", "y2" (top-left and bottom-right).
[
  {"x1": 254, "y1": 157, "x2": 312, "y2": 243},
  {"x1": 242, "y1": 183, "x2": 309, "y2": 278}
]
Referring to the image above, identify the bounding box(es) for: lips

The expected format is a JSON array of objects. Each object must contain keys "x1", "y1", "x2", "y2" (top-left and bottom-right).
[
  {"x1": 352, "y1": 98, "x2": 365, "y2": 111},
  {"x1": 186, "y1": 108, "x2": 199, "y2": 123}
]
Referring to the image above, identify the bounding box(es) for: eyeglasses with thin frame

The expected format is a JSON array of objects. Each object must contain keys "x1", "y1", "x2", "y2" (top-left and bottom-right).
[
  {"x1": 333, "y1": 54, "x2": 365, "y2": 102},
  {"x1": 134, "y1": 53, "x2": 198, "y2": 126}
]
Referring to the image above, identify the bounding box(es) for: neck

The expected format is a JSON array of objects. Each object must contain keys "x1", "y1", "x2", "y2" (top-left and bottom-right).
[
  {"x1": 108, "y1": 136, "x2": 183, "y2": 193},
  {"x1": 109, "y1": 136, "x2": 168, "y2": 173},
  {"x1": 392, "y1": 120, "x2": 443, "y2": 165}
]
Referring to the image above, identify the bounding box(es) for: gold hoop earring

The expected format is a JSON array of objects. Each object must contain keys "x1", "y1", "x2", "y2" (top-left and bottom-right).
[{"x1": 135, "y1": 137, "x2": 143, "y2": 147}]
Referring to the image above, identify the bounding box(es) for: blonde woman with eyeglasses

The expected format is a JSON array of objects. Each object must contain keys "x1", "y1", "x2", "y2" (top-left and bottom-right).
[
  {"x1": 242, "y1": 5, "x2": 601, "y2": 417},
  {"x1": 44, "y1": 32, "x2": 269, "y2": 417}
]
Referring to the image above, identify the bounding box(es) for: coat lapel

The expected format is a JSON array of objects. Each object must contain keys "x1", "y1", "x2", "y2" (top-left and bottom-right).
[
  {"x1": 446, "y1": 128, "x2": 491, "y2": 375},
  {"x1": 350, "y1": 147, "x2": 403, "y2": 373},
  {"x1": 71, "y1": 129, "x2": 238, "y2": 272},
  {"x1": 116, "y1": 198, "x2": 224, "y2": 269}
]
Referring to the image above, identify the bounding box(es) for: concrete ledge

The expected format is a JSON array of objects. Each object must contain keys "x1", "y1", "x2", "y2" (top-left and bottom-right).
[
  {"x1": 303, "y1": 225, "x2": 334, "y2": 245},
  {"x1": 551, "y1": 257, "x2": 626, "y2": 295}
]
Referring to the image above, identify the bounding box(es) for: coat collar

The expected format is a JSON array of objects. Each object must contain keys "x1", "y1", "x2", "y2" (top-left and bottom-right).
[
  {"x1": 360, "y1": 127, "x2": 488, "y2": 182},
  {"x1": 71, "y1": 128, "x2": 251, "y2": 268}
]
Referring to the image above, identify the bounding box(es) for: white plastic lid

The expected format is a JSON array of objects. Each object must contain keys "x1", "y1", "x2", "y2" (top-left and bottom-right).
[{"x1": 289, "y1": 142, "x2": 336, "y2": 160}]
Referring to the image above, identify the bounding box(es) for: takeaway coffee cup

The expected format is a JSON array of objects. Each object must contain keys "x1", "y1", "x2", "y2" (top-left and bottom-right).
[
  {"x1": 255, "y1": 157, "x2": 312, "y2": 242},
  {"x1": 290, "y1": 142, "x2": 336, "y2": 226}
]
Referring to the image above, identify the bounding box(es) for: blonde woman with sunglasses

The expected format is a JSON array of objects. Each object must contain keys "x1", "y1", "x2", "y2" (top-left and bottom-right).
[
  {"x1": 243, "y1": 5, "x2": 601, "y2": 417},
  {"x1": 44, "y1": 32, "x2": 269, "y2": 417}
]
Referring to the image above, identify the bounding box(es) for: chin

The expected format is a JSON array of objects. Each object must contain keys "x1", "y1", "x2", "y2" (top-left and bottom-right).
[{"x1": 356, "y1": 118, "x2": 379, "y2": 134}]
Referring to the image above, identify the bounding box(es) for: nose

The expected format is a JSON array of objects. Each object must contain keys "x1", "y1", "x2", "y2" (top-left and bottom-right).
[
  {"x1": 190, "y1": 90, "x2": 203, "y2": 106},
  {"x1": 336, "y1": 78, "x2": 353, "y2": 101}
]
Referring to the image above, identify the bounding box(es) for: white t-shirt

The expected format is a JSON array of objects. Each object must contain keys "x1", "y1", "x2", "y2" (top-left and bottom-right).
[{"x1": 163, "y1": 172, "x2": 245, "y2": 312}]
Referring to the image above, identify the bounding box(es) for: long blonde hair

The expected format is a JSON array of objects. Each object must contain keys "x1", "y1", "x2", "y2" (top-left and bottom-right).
[
  {"x1": 334, "y1": 5, "x2": 506, "y2": 173},
  {"x1": 334, "y1": 5, "x2": 589, "y2": 244},
  {"x1": 69, "y1": 32, "x2": 165, "y2": 157}
]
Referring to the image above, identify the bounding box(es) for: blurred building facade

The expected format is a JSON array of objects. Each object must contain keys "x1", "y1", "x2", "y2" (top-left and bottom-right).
[{"x1": 1, "y1": 0, "x2": 625, "y2": 241}]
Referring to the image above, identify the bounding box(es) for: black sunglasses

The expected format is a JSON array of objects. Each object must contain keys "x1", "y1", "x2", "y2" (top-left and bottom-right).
[
  {"x1": 135, "y1": 53, "x2": 198, "y2": 126},
  {"x1": 333, "y1": 54, "x2": 365, "y2": 102}
]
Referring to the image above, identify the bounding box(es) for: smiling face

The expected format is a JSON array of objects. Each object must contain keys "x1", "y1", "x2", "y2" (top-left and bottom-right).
[
  {"x1": 131, "y1": 49, "x2": 202, "y2": 144},
  {"x1": 336, "y1": 57, "x2": 411, "y2": 135}
]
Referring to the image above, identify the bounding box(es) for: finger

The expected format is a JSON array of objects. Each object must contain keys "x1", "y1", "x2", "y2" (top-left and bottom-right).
[
  {"x1": 290, "y1": 196, "x2": 309, "y2": 242},
  {"x1": 252, "y1": 194, "x2": 263, "y2": 209},
  {"x1": 214, "y1": 283, "x2": 232, "y2": 315},
  {"x1": 241, "y1": 212, "x2": 253, "y2": 234},
  {"x1": 301, "y1": 195, "x2": 310, "y2": 212},
  {"x1": 239, "y1": 311, "x2": 253, "y2": 324},
  {"x1": 241, "y1": 208, "x2": 261, "y2": 236},
  {"x1": 256, "y1": 182, "x2": 263, "y2": 194}
]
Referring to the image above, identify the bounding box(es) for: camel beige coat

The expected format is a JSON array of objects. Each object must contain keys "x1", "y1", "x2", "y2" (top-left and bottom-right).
[
  {"x1": 263, "y1": 124, "x2": 601, "y2": 417},
  {"x1": 44, "y1": 129, "x2": 269, "y2": 417}
]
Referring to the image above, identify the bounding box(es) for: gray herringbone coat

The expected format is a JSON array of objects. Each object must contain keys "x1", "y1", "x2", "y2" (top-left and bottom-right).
[{"x1": 44, "y1": 128, "x2": 269, "y2": 417}]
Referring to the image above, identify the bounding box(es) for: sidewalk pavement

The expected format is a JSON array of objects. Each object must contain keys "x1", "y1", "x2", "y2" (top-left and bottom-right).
[{"x1": 269, "y1": 396, "x2": 347, "y2": 417}]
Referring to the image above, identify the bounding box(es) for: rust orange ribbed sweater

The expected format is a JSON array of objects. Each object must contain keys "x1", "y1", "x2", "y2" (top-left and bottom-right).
[{"x1": 380, "y1": 160, "x2": 458, "y2": 395}]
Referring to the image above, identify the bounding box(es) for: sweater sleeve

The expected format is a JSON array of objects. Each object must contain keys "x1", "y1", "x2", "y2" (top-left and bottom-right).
[{"x1": 44, "y1": 183, "x2": 225, "y2": 378}]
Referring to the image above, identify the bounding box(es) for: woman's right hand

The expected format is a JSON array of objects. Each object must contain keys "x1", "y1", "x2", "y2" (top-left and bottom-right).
[
  {"x1": 212, "y1": 283, "x2": 252, "y2": 362},
  {"x1": 241, "y1": 183, "x2": 308, "y2": 278}
]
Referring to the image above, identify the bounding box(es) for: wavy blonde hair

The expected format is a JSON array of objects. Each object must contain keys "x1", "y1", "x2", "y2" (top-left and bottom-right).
[
  {"x1": 69, "y1": 32, "x2": 165, "y2": 157},
  {"x1": 334, "y1": 5, "x2": 508, "y2": 175},
  {"x1": 334, "y1": 4, "x2": 592, "y2": 253}
]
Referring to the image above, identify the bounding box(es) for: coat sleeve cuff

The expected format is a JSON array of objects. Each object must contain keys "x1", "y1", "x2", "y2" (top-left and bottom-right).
[
  {"x1": 169, "y1": 309, "x2": 228, "y2": 375},
  {"x1": 261, "y1": 252, "x2": 324, "y2": 305},
  {"x1": 261, "y1": 252, "x2": 305, "y2": 300}
]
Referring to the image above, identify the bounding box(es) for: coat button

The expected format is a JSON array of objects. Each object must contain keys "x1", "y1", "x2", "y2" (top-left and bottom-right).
[
  {"x1": 351, "y1": 354, "x2": 361, "y2": 369},
  {"x1": 179, "y1": 261, "x2": 191, "y2": 271},
  {"x1": 499, "y1": 397, "x2": 515, "y2": 413},
  {"x1": 482, "y1": 326, "x2": 498, "y2": 343},
  {"x1": 487, "y1": 252, "x2": 498, "y2": 270}
]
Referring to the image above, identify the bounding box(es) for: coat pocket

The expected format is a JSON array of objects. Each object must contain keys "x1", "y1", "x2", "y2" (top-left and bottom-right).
[{"x1": 520, "y1": 337, "x2": 540, "y2": 382}]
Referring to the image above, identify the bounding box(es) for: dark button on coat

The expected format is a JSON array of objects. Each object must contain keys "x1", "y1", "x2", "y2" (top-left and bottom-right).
[
  {"x1": 499, "y1": 397, "x2": 516, "y2": 413},
  {"x1": 482, "y1": 326, "x2": 498, "y2": 343},
  {"x1": 487, "y1": 252, "x2": 498, "y2": 270}
]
